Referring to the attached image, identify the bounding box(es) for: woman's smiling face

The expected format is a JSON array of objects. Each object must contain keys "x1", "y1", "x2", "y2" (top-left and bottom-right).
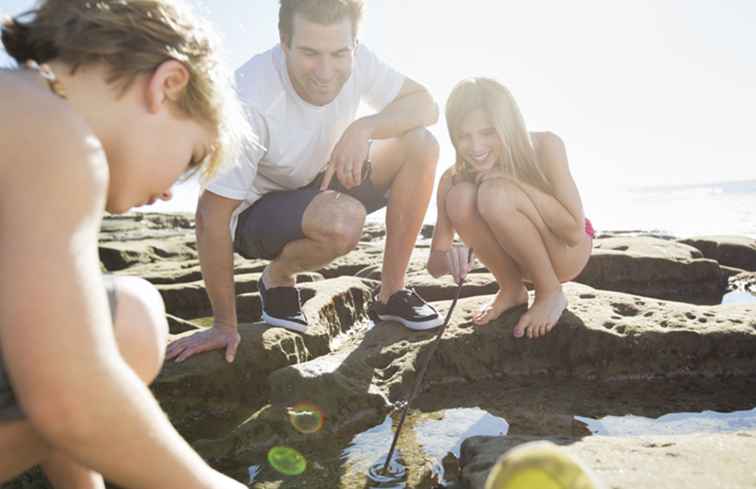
[{"x1": 455, "y1": 107, "x2": 503, "y2": 174}]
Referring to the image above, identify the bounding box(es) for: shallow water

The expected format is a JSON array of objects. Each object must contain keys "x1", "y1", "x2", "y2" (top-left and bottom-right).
[
  {"x1": 224, "y1": 376, "x2": 756, "y2": 488},
  {"x1": 722, "y1": 290, "x2": 756, "y2": 305}
]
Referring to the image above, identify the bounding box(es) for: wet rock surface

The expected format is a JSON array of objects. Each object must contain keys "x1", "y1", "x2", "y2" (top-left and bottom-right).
[
  {"x1": 459, "y1": 430, "x2": 756, "y2": 489},
  {"x1": 6, "y1": 214, "x2": 756, "y2": 489}
]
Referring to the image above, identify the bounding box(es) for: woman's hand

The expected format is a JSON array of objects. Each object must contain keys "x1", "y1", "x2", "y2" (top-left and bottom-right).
[{"x1": 427, "y1": 245, "x2": 472, "y2": 284}]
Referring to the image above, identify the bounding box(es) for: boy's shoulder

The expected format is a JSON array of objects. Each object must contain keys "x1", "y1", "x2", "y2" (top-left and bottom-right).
[{"x1": 0, "y1": 74, "x2": 107, "y2": 202}]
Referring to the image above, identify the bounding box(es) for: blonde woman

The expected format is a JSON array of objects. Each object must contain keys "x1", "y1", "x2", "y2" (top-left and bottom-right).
[
  {"x1": 0, "y1": 1, "x2": 250, "y2": 488},
  {"x1": 427, "y1": 78, "x2": 594, "y2": 339}
]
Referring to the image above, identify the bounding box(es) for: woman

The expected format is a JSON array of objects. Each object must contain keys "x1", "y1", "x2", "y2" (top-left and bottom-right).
[
  {"x1": 427, "y1": 77, "x2": 594, "y2": 339},
  {"x1": 0, "y1": 1, "x2": 251, "y2": 487}
]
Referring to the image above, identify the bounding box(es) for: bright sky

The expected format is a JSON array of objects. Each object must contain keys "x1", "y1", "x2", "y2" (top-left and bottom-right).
[{"x1": 2, "y1": 0, "x2": 754, "y2": 198}]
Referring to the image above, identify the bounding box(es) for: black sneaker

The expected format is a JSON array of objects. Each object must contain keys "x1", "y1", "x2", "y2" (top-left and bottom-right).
[
  {"x1": 259, "y1": 279, "x2": 308, "y2": 333},
  {"x1": 370, "y1": 289, "x2": 443, "y2": 331}
]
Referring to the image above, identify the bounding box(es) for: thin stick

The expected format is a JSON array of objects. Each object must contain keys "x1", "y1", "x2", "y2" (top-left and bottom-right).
[{"x1": 382, "y1": 249, "x2": 472, "y2": 473}]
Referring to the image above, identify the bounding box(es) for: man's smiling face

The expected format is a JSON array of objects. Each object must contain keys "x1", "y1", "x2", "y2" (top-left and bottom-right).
[{"x1": 282, "y1": 13, "x2": 356, "y2": 106}]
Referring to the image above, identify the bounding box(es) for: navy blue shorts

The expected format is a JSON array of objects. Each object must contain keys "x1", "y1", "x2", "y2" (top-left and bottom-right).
[
  {"x1": 0, "y1": 276, "x2": 118, "y2": 422},
  {"x1": 234, "y1": 167, "x2": 388, "y2": 260}
]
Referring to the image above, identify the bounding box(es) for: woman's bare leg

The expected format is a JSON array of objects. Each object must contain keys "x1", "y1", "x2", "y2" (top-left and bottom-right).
[
  {"x1": 445, "y1": 182, "x2": 528, "y2": 324},
  {"x1": 0, "y1": 277, "x2": 168, "y2": 486},
  {"x1": 476, "y1": 179, "x2": 591, "y2": 338}
]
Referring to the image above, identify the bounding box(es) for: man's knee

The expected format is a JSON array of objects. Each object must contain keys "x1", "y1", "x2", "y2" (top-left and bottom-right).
[
  {"x1": 476, "y1": 178, "x2": 524, "y2": 221},
  {"x1": 310, "y1": 194, "x2": 366, "y2": 256},
  {"x1": 445, "y1": 182, "x2": 478, "y2": 225},
  {"x1": 401, "y1": 127, "x2": 440, "y2": 167},
  {"x1": 112, "y1": 277, "x2": 168, "y2": 384},
  {"x1": 330, "y1": 199, "x2": 366, "y2": 255}
]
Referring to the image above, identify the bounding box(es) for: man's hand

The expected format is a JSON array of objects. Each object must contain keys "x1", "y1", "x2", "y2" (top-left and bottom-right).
[
  {"x1": 166, "y1": 322, "x2": 241, "y2": 363},
  {"x1": 320, "y1": 120, "x2": 372, "y2": 190}
]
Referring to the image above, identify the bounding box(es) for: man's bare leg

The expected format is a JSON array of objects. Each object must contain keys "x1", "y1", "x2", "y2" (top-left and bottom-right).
[
  {"x1": 369, "y1": 128, "x2": 440, "y2": 301},
  {"x1": 444, "y1": 182, "x2": 529, "y2": 325},
  {"x1": 0, "y1": 277, "x2": 168, "y2": 487},
  {"x1": 476, "y1": 179, "x2": 592, "y2": 338},
  {"x1": 266, "y1": 191, "x2": 366, "y2": 287}
]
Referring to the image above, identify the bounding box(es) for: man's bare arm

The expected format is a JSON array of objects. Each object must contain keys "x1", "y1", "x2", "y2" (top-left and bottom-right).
[{"x1": 166, "y1": 190, "x2": 242, "y2": 363}]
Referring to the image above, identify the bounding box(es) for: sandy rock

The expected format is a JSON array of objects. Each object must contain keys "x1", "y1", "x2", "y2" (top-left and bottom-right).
[
  {"x1": 680, "y1": 236, "x2": 756, "y2": 271},
  {"x1": 153, "y1": 277, "x2": 373, "y2": 438},
  {"x1": 593, "y1": 236, "x2": 703, "y2": 260},
  {"x1": 194, "y1": 283, "x2": 755, "y2": 466},
  {"x1": 575, "y1": 249, "x2": 725, "y2": 304},
  {"x1": 459, "y1": 431, "x2": 756, "y2": 489}
]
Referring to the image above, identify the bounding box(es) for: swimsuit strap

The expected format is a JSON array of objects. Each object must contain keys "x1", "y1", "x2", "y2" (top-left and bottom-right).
[{"x1": 25, "y1": 60, "x2": 67, "y2": 99}]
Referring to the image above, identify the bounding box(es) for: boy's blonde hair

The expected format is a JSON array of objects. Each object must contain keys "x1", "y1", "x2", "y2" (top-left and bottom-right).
[
  {"x1": 2, "y1": 0, "x2": 254, "y2": 180},
  {"x1": 446, "y1": 77, "x2": 552, "y2": 195}
]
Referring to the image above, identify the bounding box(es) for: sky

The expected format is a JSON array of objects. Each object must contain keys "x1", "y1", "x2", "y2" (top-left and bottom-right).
[{"x1": 2, "y1": 0, "x2": 755, "y2": 214}]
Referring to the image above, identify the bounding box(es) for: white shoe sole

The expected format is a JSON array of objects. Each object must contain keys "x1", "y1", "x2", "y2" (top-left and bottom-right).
[
  {"x1": 262, "y1": 311, "x2": 308, "y2": 333},
  {"x1": 377, "y1": 314, "x2": 444, "y2": 331}
]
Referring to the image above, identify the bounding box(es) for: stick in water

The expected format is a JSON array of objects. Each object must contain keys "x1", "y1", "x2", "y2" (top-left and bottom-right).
[{"x1": 382, "y1": 248, "x2": 473, "y2": 473}]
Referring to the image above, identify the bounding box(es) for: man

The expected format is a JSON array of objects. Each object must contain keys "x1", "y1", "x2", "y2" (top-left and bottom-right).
[{"x1": 167, "y1": 0, "x2": 442, "y2": 363}]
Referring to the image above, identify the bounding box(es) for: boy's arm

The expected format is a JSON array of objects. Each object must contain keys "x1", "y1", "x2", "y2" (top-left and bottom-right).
[{"x1": 0, "y1": 118, "x2": 239, "y2": 489}]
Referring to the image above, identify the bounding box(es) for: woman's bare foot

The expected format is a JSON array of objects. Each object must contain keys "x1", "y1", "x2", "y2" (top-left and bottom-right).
[
  {"x1": 513, "y1": 288, "x2": 568, "y2": 338},
  {"x1": 474, "y1": 286, "x2": 529, "y2": 326}
]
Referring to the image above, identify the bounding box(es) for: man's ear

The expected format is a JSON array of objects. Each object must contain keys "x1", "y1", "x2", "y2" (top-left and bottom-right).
[
  {"x1": 280, "y1": 33, "x2": 291, "y2": 50},
  {"x1": 146, "y1": 60, "x2": 190, "y2": 114}
]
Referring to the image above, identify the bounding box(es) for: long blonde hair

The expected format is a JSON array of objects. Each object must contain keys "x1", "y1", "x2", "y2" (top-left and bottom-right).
[
  {"x1": 1, "y1": 0, "x2": 254, "y2": 181},
  {"x1": 446, "y1": 77, "x2": 552, "y2": 194}
]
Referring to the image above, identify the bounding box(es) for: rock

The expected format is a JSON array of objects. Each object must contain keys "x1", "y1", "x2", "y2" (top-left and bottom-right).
[
  {"x1": 156, "y1": 272, "x2": 323, "y2": 320},
  {"x1": 317, "y1": 244, "x2": 431, "y2": 279},
  {"x1": 193, "y1": 283, "x2": 756, "y2": 466},
  {"x1": 459, "y1": 430, "x2": 756, "y2": 489},
  {"x1": 405, "y1": 272, "x2": 499, "y2": 302},
  {"x1": 593, "y1": 236, "x2": 703, "y2": 260},
  {"x1": 680, "y1": 236, "x2": 756, "y2": 272},
  {"x1": 153, "y1": 277, "x2": 373, "y2": 438},
  {"x1": 166, "y1": 314, "x2": 202, "y2": 335},
  {"x1": 575, "y1": 249, "x2": 726, "y2": 304}
]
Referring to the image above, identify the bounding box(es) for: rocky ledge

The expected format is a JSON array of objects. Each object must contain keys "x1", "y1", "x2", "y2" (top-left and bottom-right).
[{"x1": 7, "y1": 214, "x2": 756, "y2": 489}]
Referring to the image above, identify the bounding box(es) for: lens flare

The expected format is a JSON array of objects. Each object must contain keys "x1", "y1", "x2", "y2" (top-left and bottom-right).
[
  {"x1": 288, "y1": 402, "x2": 325, "y2": 434},
  {"x1": 267, "y1": 446, "x2": 307, "y2": 476}
]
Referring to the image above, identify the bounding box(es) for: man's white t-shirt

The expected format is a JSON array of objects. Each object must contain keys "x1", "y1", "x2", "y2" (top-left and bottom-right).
[{"x1": 207, "y1": 44, "x2": 405, "y2": 239}]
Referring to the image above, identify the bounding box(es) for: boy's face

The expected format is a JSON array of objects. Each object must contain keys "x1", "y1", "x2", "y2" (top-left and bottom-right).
[
  {"x1": 106, "y1": 105, "x2": 213, "y2": 214},
  {"x1": 282, "y1": 13, "x2": 356, "y2": 106}
]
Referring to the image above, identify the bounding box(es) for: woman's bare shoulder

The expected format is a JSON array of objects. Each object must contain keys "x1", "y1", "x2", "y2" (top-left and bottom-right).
[{"x1": 530, "y1": 131, "x2": 568, "y2": 171}]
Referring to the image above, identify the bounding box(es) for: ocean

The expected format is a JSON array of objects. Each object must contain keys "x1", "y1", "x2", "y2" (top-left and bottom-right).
[{"x1": 142, "y1": 178, "x2": 756, "y2": 239}]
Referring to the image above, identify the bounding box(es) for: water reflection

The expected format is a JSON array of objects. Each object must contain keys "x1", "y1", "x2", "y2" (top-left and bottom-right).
[
  {"x1": 414, "y1": 408, "x2": 509, "y2": 485},
  {"x1": 340, "y1": 408, "x2": 508, "y2": 488},
  {"x1": 721, "y1": 290, "x2": 756, "y2": 305},
  {"x1": 577, "y1": 407, "x2": 756, "y2": 436}
]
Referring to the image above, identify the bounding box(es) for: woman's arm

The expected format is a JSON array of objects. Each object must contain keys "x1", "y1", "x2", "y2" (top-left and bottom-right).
[
  {"x1": 514, "y1": 132, "x2": 587, "y2": 246},
  {"x1": 0, "y1": 113, "x2": 236, "y2": 489},
  {"x1": 427, "y1": 169, "x2": 456, "y2": 278}
]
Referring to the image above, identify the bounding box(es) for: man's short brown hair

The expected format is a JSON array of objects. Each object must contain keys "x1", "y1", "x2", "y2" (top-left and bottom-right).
[{"x1": 278, "y1": 0, "x2": 364, "y2": 45}]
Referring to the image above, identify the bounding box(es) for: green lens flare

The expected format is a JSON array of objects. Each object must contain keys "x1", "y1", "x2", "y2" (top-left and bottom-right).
[
  {"x1": 267, "y1": 446, "x2": 307, "y2": 476},
  {"x1": 288, "y1": 402, "x2": 325, "y2": 434}
]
